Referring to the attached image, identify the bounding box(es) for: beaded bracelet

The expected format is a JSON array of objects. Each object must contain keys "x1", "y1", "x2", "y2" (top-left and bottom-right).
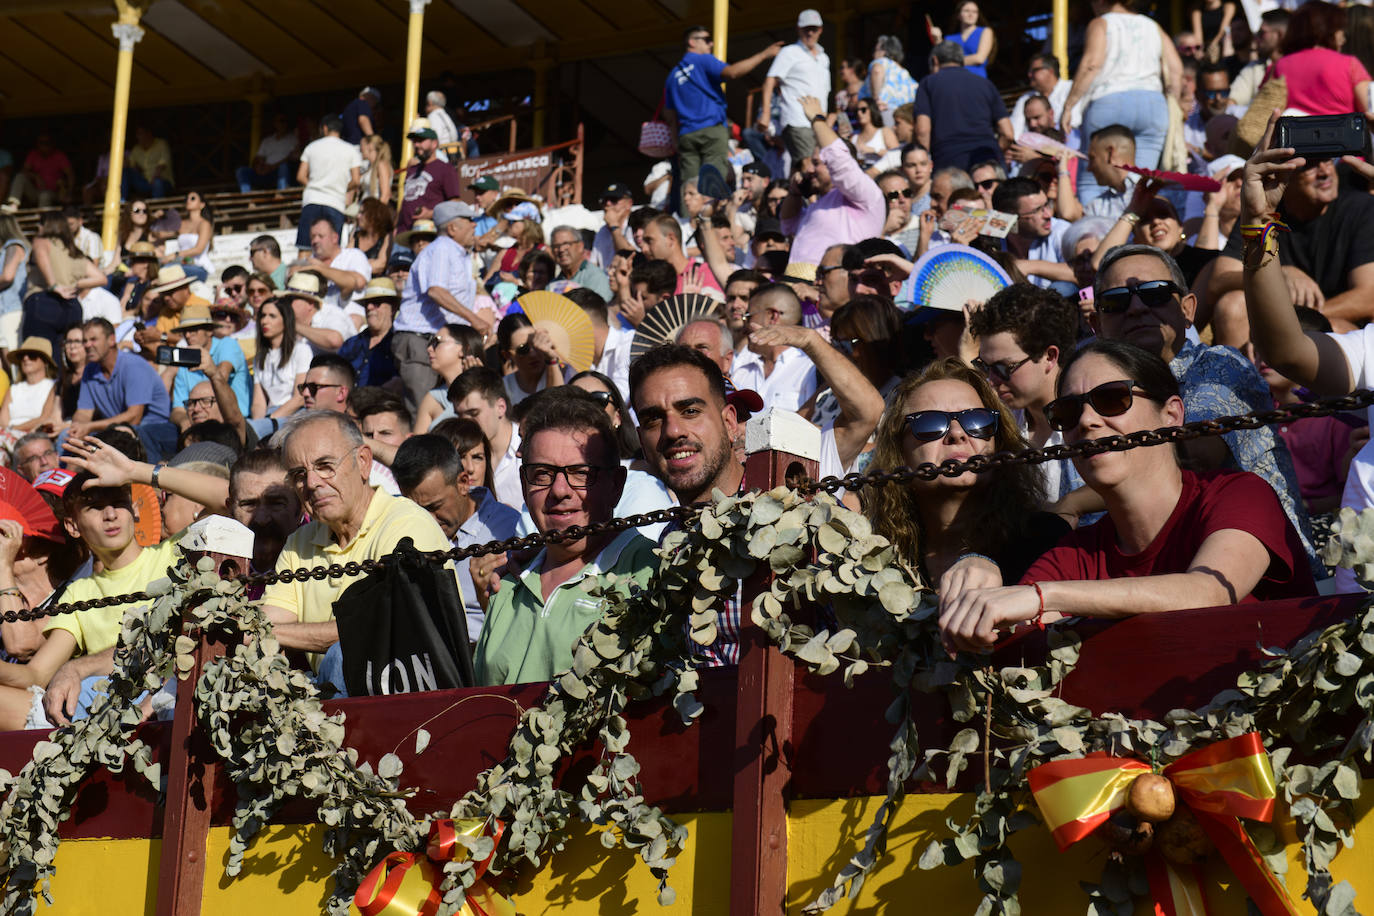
[{"x1": 1240, "y1": 214, "x2": 1289, "y2": 270}]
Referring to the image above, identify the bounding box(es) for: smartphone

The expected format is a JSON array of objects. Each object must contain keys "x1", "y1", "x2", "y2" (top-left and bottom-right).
[
  {"x1": 156, "y1": 345, "x2": 201, "y2": 368},
  {"x1": 1276, "y1": 114, "x2": 1370, "y2": 160}
]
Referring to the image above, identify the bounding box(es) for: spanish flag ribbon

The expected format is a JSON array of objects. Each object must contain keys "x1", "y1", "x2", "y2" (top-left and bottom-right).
[
  {"x1": 352, "y1": 818, "x2": 516, "y2": 916},
  {"x1": 1029, "y1": 733, "x2": 1300, "y2": 916}
]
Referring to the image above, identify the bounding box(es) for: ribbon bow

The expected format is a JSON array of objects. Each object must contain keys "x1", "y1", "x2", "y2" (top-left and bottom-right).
[
  {"x1": 1029, "y1": 732, "x2": 1300, "y2": 916},
  {"x1": 352, "y1": 818, "x2": 516, "y2": 916}
]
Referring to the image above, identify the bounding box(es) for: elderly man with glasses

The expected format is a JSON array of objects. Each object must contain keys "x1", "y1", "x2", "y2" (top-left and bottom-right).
[{"x1": 549, "y1": 226, "x2": 612, "y2": 301}]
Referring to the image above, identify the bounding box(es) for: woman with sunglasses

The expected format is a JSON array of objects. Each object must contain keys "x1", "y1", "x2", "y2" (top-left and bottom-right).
[
  {"x1": 939, "y1": 338, "x2": 1315, "y2": 655},
  {"x1": 852, "y1": 99, "x2": 897, "y2": 169},
  {"x1": 117, "y1": 198, "x2": 151, "y2": 258},
  {"x1": 497, "y1": 312, "x2": 568, "y2": 406},
  {"x1": 865, "y1": 359, "x2": 1069, "y2": 596},
  {"x1": 1089, "y1": 178, "x2": 1219, "y2": 288},
  {"x1": 413, "y1": 323, "x2": 484, "y2": 433}
]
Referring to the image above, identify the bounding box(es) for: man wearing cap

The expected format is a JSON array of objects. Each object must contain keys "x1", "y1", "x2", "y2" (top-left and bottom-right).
[
  {"x1": 70, "y1": 318, "x2": 176, "y2": 461},
  {"x1": 732, "y1": 160, "x2": 772, "y2": 236},
  {"x1": 760, "y1": 11, "x2": 832, "y2": 164},
  {"x1": 297, "y1": 115, "x2": 362, "y2": 254},
  {"x1": 550, "y1": 226, "x2": 612, "y2": 301},
  {"x1": 302, "y1": 217, "x2": 370, "y2": 323},
  {"x1": 593, "y1": 184, "x2": 635, "y2": 269},
  {"x1": 169, "y1": 305, "x2": 250, "y2": 430},
  {"x1": 342, "y1": 87, "x2": 379, "y2": 146},
  {"x1": 387, "y1": 248, "x2": 415, "y2": 291},
  {"x1": 279, "y1": 272, "x2": 355, "y2": 354},
  {"x1": 394, "y1": 200, "x2": 487, "y2": 410},
  {"x1": 468, "y1": 176, "x2": 507, "y2": 254},
  {"x1": 398, "y1": 118, "x2": 463, "y2": 234},
  {"x1": 133, "y1": 265, "x2": 210, "y2": 354},
  {"x1": 666, "y1": 26, "x2": 783, "y2": 195},
  {"x1": 338, "y1": 277, "x2": 400, "y2": 388}
]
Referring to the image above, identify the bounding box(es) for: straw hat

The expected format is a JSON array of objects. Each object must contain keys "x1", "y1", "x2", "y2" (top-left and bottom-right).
[
  {"x1": 173, "y1": 304, "x2": 217, "y2": 332},
  {"x1": 489, "y1": 187, "x2": 542, "y2": 218},
  {"x1": 273, "y1": 273, "x2": 324, "y2": 306},
  {"x1": 150, "y1": 264, "x2": 195, "y2": 295},
  {"x1": 126, "y1": 241, "x2": 159, "y2": 262},
  {"x1": 395, "y1": 219, "x2": 438, "y2": 249},
  {"x1": 360, "y1": 277, "x2": 400, "y2": 302},
  {"x1": 6, "y1": 337, "x2": 57, "y2": 375}
]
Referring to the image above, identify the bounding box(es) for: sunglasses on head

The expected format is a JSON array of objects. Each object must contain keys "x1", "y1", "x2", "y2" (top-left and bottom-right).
[
  {"x1": 1096, "y1": 280, "x2": 1182, "y2": 314},
  {"x1": 1045, "y1": 379, "x2": 1146, "y2": 431},
  {"x1": 904, "y1": 408, "x2": 999, "y2": 442}
]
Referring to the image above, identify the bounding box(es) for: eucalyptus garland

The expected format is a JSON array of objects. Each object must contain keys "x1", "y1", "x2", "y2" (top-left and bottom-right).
[{"x1": 3, "y1": 495, "x2": 1374, "y2": 916}]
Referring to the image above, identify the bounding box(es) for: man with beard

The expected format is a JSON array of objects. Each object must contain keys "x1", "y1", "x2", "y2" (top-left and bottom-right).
[
  {"x1": 630, "y1": 345, "x2": 744, "y2": 665},
  {"x1": 225, "y1": 449, "x2": 303, "y2": 589},
  {"x1": 397, "y1": 118, "x2": 463, "y2": 233}
]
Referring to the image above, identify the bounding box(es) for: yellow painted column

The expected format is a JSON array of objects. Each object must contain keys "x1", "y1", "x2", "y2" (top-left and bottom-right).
[
  {"x1": 397, "y1": 0, "x2": 431, "y2": 205},
  {"x1": 102, "y1": 2, "x2": 146, "y2": 263},
  {"x1": 1053, "y1": 0, "x2": 1069, "y2": 79},
  {"x1": 713, "y1": 0, "x2": 729, "y2": 71}
]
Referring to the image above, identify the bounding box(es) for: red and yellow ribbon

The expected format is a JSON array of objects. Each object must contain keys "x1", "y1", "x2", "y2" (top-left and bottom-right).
[
  {"x1": 1029, "y1": 733, "x2": 1300, "y2": 916},
  {"x1": 351, "y1": 818, "x2": 516, "y2": 916}
]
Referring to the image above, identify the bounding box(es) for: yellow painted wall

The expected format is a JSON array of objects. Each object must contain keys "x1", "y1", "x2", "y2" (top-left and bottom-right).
[{"x1": 40, "y1": 789, "x2": 1374, "y2": 914}]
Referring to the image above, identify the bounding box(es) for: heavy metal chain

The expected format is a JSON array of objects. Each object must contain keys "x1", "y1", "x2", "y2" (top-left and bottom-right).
[{"x1": 13, "y1": 389, "x2": 1373, "y2": 625}]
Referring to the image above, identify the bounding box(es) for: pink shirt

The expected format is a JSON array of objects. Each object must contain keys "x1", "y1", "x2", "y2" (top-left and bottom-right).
[
  {"x1": 1268, "y1": 48, "x2": 1370, "y2": 116},
  {"x1": 782, "y1": 138, "x2": 887, "y2": 267}
]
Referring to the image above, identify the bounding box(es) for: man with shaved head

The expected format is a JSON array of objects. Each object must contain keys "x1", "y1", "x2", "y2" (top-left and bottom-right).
[
  {"x1": 731, "y1": 283, "x2": 818, "y2": 412},
  {"x1": 675, "y1": 318, "x2": 734, "y2": 377}
]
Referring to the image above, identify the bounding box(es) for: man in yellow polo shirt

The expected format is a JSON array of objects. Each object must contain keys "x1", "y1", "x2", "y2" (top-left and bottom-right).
[{"x1": 262, "y1": 411, "x2": 453, "y2": 670}]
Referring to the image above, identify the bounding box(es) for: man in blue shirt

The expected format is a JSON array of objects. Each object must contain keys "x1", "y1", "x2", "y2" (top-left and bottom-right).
[
  {"x1": 169, "y1": 305, "x2": 250, "y2": 428},
  {"x1": 913, "y1": 41, "x2": 1014, "y2": 171},
  {"x1": 665, "y1": 28, "x2": 783, "y2": 198},
  {"x1": 341, "y1": 87, "x2": 378, "y2": 146},
  {"x1": 69, "y1": 318, "x2": 177, "y2": 461}
]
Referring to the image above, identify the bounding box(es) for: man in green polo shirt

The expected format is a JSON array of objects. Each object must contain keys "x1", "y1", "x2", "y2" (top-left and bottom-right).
[{"x1": 474, "y1": 388, "x2": 656, "y2": 685}]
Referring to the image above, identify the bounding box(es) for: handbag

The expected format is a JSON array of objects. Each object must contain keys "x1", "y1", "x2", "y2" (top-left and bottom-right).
[{"x1": 638, "y1": 93, "x2": 676, "y2": 159}]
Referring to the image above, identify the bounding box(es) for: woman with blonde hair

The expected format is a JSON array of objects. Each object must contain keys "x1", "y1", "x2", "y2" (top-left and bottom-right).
[
  {"x1": 360, "y1": 135, "x2": 395, "y2": 205},
  {"x1": 864, "y1": 358, "x2": 1068, "y2": 594}
]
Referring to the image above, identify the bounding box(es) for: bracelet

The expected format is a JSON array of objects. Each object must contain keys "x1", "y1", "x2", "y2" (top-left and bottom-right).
[
  {"x1": 150, "y1": 462, "x2": 167, "y2": 489},
  {"x1": 1030, "y1": 582, "x2": 1046, "y2": 631},
  {"x1": 954, "y1": 552, "x2": 998, "y2": 568},
  {"x1": 0, "y1": 587, "x2": 21, "y2": 599},
  {"x1": 1241, "y1": 214, "x2": 1288, "y2": 270},
  {"x1": 1119, "y1": 212, "x2": 1141, "y2": 226}
]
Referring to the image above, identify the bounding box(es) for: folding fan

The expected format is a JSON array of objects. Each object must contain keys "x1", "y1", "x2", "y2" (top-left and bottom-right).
[
  {"x1": 1121, "y1": 163, "x2": 1222, "y2": 193},
  {"x1": 1016, "y1": 132, "x2": 1085, "y2": 160},
  {"x1": 908, "y1": 245, "x2": 1012, "y2": 315},
  {"x1": 132, "y1": 483, "x2": 163, "y2": 548},
  {"x1": 631, "y1": 293, "x2": 724, "y2": 362},
  {"x1": 510, "y1": 290, "x2": 596, "y2": 373},
  {"x1": 0, "y1": 467, "x2": 61, "y2": 542}
]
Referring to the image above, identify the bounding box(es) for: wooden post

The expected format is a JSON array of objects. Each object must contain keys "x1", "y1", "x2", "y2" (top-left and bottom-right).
[
  {"x1": 156, "y1": 518, "x2": 254, "y2": 916},
  {"x1": 1053, "y1": 0, "x2": 1070, "y2": 79},
  {"x1": 730, "y1": 409, "x2": 820, "y2": 916}
]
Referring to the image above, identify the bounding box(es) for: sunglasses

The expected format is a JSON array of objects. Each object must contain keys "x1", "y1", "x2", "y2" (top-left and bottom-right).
[
  {"x1": 223, "y1": 284, "x2": 244, "y2": 295},
  {"x1": 1045, "y1": 380, "x2": 1150, "y2": 431},
  {"x1": 1096, "y1": 280, "x2": 1182, "y2": 314},
  {"x1": 973, "y1": 355, "x2": 1033, "y2": 383},
  {"x1": 515, "y1": 341, "x2": 535, "y2": 356},
  {"x1": 428, "y1": 334, "x2": 455, "y2": 349},
  {"x1": 296, "y1": 382, "x2": 341, "y2": 397},
  {"x1": 975, "y1": 178, "x2": 1000, "y2": 190},
  {"x1": 1202, "y1": 88, "x2": 1229, "y2": 99},
  {"x1": 131, "y1": 207, "x2": 147, "y2": 214},
  {"x1": 584, "y1": 389, "x2": 613, "y2": 407},
  {"x1": 884, "y1": 189, "x2": 915, "y2": 202},
  {"x1": 904, "y1": 408, "x2": 999, "y2": 442},
  {"x1": 211, "y1": 310, "x2": 236, "y2": 321}
]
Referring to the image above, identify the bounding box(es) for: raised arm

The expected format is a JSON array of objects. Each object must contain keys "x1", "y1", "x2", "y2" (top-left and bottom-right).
[
  {"x1": 62, "y1": 435, "x2": 230, "y2": 513},
  {"x1": 722, "y1": 41, "x2": 784, "y2": 80}
]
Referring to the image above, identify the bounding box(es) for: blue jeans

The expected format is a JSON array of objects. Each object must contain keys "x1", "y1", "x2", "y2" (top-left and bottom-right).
[
  {"x1": 122, "y1": 170, "x2": 173, "y2": 200},
  {"x1": 1076, "y1": 89, "x2": 1168, "y2": 206},
  {"x1": 235, "y1": 162, "x2": 292, "y2": 193},
  {"x1": 296, "y1": 203, "x2": 343, "y2": 251}
]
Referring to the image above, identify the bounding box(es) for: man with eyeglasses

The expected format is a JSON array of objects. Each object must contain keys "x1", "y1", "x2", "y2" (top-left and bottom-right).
[
  {"x1": 473, "y1": 389, "x2": 653, "y2": 685},
  {"x1": 993, "y1": 177, "x2": 1075, "y2": 296},
  {"x1": 733, "y1": 283, "x2": 819, "y2": 413},
  {"x1": 169, "y1": 305, "x2": 250, "y2": 431},
  {"x1": 666, "y1": 25, "x2": 783, "y2": 195},
  {"x1": 1011, "y1": 54, "x2": 1079, "y2": 137},
  {"x1": 1091, "y1": 244, "x2": 1318, "y2": 577},
  {"x1": 262, "y1": 411, "x2": 453, "y2": 673},
  {"x1": 12, "y1": 433, "x2": 57, "y2": 483},
  {"x1": 549, "y1": 226, "x2": 612, "y2": 301}
]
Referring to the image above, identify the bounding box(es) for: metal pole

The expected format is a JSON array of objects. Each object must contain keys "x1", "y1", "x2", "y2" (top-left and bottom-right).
[
  {"x1": 713, "y1": 0, "x2": 729, "y2": 68},
  {"x1": 1053, "y1": 0, "x2": 1069, "y2": 80},
  {"x1": 102, "y1": 6, "x2": 145, "y2": 263},
  {"x1": 397, "y1": 0, "x2": 431, "y2": 206}
]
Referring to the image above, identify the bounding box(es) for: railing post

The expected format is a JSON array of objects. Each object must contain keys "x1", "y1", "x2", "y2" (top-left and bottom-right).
[
  {"x1": 730, "y1": 409, "x2": 820, "y2": 916},
  {"x1": 156, "y1": 518, "x2": 254, "y2": 916}
]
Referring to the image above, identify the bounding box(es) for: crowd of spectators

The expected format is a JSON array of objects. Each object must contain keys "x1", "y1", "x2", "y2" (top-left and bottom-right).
[{"x1": 0, "y1": 0, "x2": 1372, "y2": 725}]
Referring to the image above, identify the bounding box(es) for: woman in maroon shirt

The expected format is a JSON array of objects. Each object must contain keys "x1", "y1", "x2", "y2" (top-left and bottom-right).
[{"x1": 939, "y1": 338, "x2": 1314, "y2": 655}]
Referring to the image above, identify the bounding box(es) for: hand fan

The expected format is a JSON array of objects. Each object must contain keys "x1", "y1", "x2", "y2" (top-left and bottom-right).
[
  {"x1": 1016, "y1": 132, "x2": 1085, "y2": 160},
  {"x1": 509, "y1": 290, "x2": 596, "y2": 373},
  {"x1": 696, "y1": 164, "x2": 733, "y2": 202},
  {"x1": 0, "y1": 467, "x2": 61, "y2": 542},
  {"x1": 631, "y1": 293, "x2": 724, "y2": 362},
  {"x1": 131, "y1": 482, "x2": 163, "y2": 547},
  {"x1": 1121, "y1": 163, "x2": 1222, "y2": 193},
  {"x1": 908, "y1": 245, "x2": 1011, "y2": 314}
]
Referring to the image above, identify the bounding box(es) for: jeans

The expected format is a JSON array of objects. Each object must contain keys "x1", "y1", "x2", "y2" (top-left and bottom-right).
[
  {"x1": 122, "y1": 170, "x2": 173, "y2": 199},
  {"x1": 1077, "y1": 89, "x2": 1168, "y2": 206},
  {"x1": 135, "y1": 420, "x2": 180, "y2": 463},
  {"x1": 296, "y1": 203, "x2": 344, "y2": 251},
  {"x1": 235, "y1": 162, "x2": 292, "y2": 193}
]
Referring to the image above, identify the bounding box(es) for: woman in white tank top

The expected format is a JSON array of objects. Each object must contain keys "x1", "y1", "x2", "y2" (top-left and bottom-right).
[{"x1": 1061, "y1": 0, "x2": 1184, "y2": 205}]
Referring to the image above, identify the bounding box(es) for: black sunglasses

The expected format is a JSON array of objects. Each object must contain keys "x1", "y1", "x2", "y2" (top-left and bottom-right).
[
  {"x1": 296, "y1": 382, "x2": 341, "y2": 397},
  {"x1": 973, "y1": 355, "x2": 1034, "y2": 384},
  {"x1": 584, "y1": 389, "x2": 613, "y2": 407},
  {"x1": 904, "y1": 408, "x2": 998, "y2": 442},
  {"x1": 1096, "y1": 280, "x2": 1182, "y2": 315},
  {"x1": 884, "y1": 189, "x2": 915, "y2": 202},
  {"x1": 1202, "y1": 88, "x2": 1229, "y2": 99},
  {"x1": 975, "y1": 178, "x2": 1000, "y2": 190},
  {"x1": 515, "y1": 341, "x2": 534, "y2": 356},
  {"x1": 1045, "y1": 380, "x2": 1146, "y2": 431}
]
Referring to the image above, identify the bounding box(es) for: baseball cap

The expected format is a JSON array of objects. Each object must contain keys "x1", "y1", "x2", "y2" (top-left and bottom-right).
[
  {"x1": 798, "y1": 9, "x2": 823, "y2": 28},
  {"x1": 406, "y1": 117, "x2": 438, "y2": 141},
  {"x1": 386, "y1": 248, "x2": 416, "y2": 272},
  {"x1": 724, "y1": 377, "x2": 764, "y2": 419},
  {"x1": 600, "y1": 182, "x2": 633, "y2": 202},
  {"x1": 434, "y1": 200, "x2": 480, "y2": 226},
  {"x1": 743, "y1": 160, "x2": 772, "y2": 178},
  {"x1": 753, "y1": 217, "x2": 787, "y2": 242},
  {"x1": 469, "y1": 176, "x2": 499, "y2": 193},
  {"x1": 32, "y1": 468, "x2": 75, "y2": 499},
  {"x1": 1208, "y1": 154, "x2": 1247, "y2": 178}
]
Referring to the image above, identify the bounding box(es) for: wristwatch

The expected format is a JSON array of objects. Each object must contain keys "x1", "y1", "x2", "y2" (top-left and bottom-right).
[
  {"x1": 150, "y1": 462, "x2": 167, "y2": 489},
  {"x1": 811, "y1": 113, "x2": 827, "y2": 124},
  {"x1": 1120, "y1": 212, "x2": 1142, "y2": 226}
]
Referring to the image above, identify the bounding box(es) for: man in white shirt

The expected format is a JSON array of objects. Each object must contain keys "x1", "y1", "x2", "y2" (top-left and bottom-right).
[
  {"x1": 425, "y1": 91, "x2": 460, "y2": 161},
  {"x1": 277, "y1": 272, "x2": 356, "y2": 354},
  {"x1": 448, "y1": 367, "x2": 524, "y2": 510},
  {"x1": 1082, "y1": 124, "x2": 1140, "y2": 220},
  {"x1": 760, "y1": 10, "x2": 831, "y2": 164},
  {"x1": 237, "y1": 113, "x2": 299, "y2": 192},
  {"x1": 1009, "y1": 54, "x2": 1077, "y2": 137},
  {"x1": 732, "y1": 283, "x2": 818, "y2": 413},
  {"x1": 63, "y1": 206, "x2": 102, "y2": 263},
  {"x1": 303, "y1": 218, "x2": 369, "y2": 322},
  {"x1": 296, "y1": 114, "x2": 361, "y2": 255}
]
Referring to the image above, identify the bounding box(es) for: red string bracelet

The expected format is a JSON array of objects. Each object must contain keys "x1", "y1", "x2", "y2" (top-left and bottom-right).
[{"x1": 1031, "y1": 582, "x2": 1046, "y2": 631}]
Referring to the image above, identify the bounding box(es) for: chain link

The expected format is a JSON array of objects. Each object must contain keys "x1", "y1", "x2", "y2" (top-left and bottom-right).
[{"x1": 15, "y1": 389, "x2": 1372, "y2": 625}]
